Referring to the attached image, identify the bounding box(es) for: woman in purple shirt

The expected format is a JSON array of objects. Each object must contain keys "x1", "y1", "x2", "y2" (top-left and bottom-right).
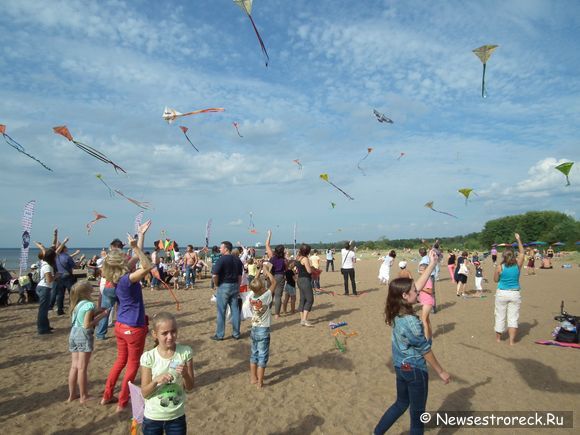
[
  {"x1": 100, "y1": 230, "x2": 152, "y2": 412},
  {"x1": 266, "y1": 230, "x2": 287, "y2": 319}
]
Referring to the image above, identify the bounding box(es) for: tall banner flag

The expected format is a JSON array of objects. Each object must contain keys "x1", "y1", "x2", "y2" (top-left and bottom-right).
[
  {"x1": 205, "y1": 219, "x2": 212, "y2": 248},
  {"x1": 293, "y1": 223, "x2": 297, "y2": 257},
  {"x1": 134, "y1": 211, "x2": 144, "y2": 235},
  {"x1": 19, "y1": 200, "x2": 36, "y2": 276}
]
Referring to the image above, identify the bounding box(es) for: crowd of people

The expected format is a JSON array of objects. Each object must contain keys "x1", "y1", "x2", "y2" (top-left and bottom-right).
[{"x1": 0, "y1": 226, "x2": 569, "y2": 434}]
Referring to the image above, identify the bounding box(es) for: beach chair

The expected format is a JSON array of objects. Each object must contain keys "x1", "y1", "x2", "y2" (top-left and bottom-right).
[{"x1": 128, "y1": 381, "x2": 145, "y2": 435}]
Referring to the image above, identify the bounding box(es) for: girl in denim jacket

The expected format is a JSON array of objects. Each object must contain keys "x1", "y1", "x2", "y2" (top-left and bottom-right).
[{"x1": 374, "y1": 249, "x2": 451, "y2": 435}]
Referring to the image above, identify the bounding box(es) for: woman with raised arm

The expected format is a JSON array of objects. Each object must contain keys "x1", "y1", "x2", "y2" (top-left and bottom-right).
[
  {"x1": 493, "y1": 233, "x2": 525, "y2": 345},
  {"x1": 100, "y1": 222, "x2": 153, "y2": 412}
]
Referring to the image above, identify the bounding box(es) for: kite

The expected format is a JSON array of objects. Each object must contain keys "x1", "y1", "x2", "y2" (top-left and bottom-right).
[
  {"x1": 53, "y1": 126, "x2": 126, "y2": 173},
  {"x1": 179, "y1": 126, "x2": 199, "y2": 152},
  {"x1": 373, "y1": 109, "x2": 393, "y2": 124},
  {"x1": 19, "y1": 200, "x2": 35, "y2": 276},
  {"x1": 293, "y1": 159, "x2": 302, "y2": 170},
  {"x1": 248, "y1": 212, "x2": 257, "y2": 234},
  {"x1": 162, "y1": 107, "x2": 225, "y2": 124},
  {"x1": 330, "y1": 325, "x2": 358, "y2": 353},
  {"x1": 114, "y1": 190, "x2": 151, "y2": 210},
  {"x1": 330, "y1": 202, "x2": 336, "y2": 209},
  {"x1": 320, "y1": 173, "x2": 354, "y2": 200},
  {"x1": 134, "y1": 211, "x2": 144, "y2": 235},
  {"x1": 458, "y1": 188, "x2": 476, "y2": 205},
  {"x1": 232, "y1": 122, "x2": 243, "y2": 137},
  {"x1": 472, "y1": 44, "x2": 499, "y2": 98},
  {"x1": 397, "y1": 152, "x2": 406, "y2": 161},
  {"x1": 357, "y1": 147, "x2": 373, "y2": 175},
  {"x1": 86, "y1": 211, "x2": 107, "y2": 234},
  {"x1": 128, "y1": 382, "x2": 145, "y2": 435},
  {"x1": 1, "y1": 124, "x2": 52, "y2": 171},
  {"x1": 424, "y1": 201, "x2": 458, "y2": 219},
  {"x1": 96, "y1": 173, "x2": 115, "y2": 197},
  {"x1": 555, "y1": 162, "x2": 574, "y2": 186},
  {"x1": 233, "y1": 0, "x2": 270, "y2": 67}
]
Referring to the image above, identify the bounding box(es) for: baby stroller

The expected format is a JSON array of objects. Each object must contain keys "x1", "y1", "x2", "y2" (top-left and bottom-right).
[{"x1": 553, "y1": 301, "x2": 579, "y2": 344}]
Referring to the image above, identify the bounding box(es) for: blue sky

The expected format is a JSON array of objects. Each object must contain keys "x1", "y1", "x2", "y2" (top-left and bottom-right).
[{"x1": 0, "y1": 0, "x2": 579, "y2": 248}]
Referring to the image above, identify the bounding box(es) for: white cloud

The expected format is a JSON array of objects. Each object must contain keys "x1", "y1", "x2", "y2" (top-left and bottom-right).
[
  {"x1": 501, "y1": 158, "x2": 579, "y2": 198},
  {"x1": 228, "y1": 219, "x2": 243, "y2": 226}
]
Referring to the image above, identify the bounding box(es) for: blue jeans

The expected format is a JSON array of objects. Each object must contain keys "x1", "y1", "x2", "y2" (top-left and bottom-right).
[
  {"x1": 142, "y1": 414, "x2": 186, "y2": 435},
  {"x1": 36, "y1": 285, "x2": 52, "y2": 333},
  {"x1": 96, "y1": 287, "x2": 116, "y2": 339},
  {"x1": 185, "y1": 265, "x2": 195, "y2": 286},
  {"x1": 374, "y1": 366, "x2": 429, "y2": 435},
  {"x1": 51, "y1": 274, "x2": 75, "y2": 313},
  {"x1": 215, "y1": 282, "x2": 240, "y2": 339},
  {"x1": 250, "y1": 327, "x2": 271, "y2": 368}
]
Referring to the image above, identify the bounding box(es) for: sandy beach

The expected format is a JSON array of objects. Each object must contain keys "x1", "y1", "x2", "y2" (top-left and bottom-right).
[{"x1": 0, "y1": 253, "x2": 578, "y2": 434}]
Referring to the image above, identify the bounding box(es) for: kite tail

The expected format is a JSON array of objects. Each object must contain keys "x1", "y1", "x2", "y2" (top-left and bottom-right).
[
  {"x1": 74, "y1": 140, "x2": 126, "y2": 173},
  {"x1": 565, "y1": 175, "x2": 570, "y2": 186},
  {"x1": 98, "y1": 178, "x2": 115, "y2": 197},
  {"x1": 357, "y1": 163, "x2": 366, "y2": 176},
  {"x1": 438, "y1": 209, "x2": 459, "y2": 219},
  {"x1": 184, "y1": 132, "x2": 200, "y2": 152},
  {"x1": 481, "y1": 63, "x2": 487, "y2": 98},
  {"x1": 329, "y1": 181, "x2": 355, "y2": 200},
  {"x1": 4, "y1": 134, "x2": 25, "y2": 152},
  {"x1": 5, "y1": 135, "x2": 53, "y2": 171},
  {"x1": 247, "y1": 13, "x2": 270, "y2": 67},
  {"x1": 334, "y1": 336, "x2": 346, "y2": 352}
]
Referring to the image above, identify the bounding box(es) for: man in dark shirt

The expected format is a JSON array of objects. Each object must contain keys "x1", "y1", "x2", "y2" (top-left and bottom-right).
[
  {"x1": 211, "y1": 241, "x2": 243, "y2": 340},
  {"x1": 50, "y1": 245, "x2": 77, "y2": 315}
]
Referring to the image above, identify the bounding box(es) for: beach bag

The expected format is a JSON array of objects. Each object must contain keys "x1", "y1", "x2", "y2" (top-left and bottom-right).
[
  {"x1": 241, "y1": 292, "x2": 253, "y2": 321},
  {"x1": 555, "y1": 328, "x2": 578, "y2": 344},
  {"x1": 553, "y1": 301, "x2": 579, "y2": 344},
  {"x1": 458, "y1": 262, "x2": 468, "y2": 275}
]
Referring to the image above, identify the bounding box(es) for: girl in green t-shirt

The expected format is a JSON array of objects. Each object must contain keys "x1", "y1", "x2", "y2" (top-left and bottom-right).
[{"x1": 140, "y1": 312, "x2": 194, "y2": 434}]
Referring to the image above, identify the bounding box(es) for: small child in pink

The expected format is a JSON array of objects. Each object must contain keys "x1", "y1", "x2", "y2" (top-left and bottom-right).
[{"x1": 418, "y1": 264, "x2": 435, "y2": 339}]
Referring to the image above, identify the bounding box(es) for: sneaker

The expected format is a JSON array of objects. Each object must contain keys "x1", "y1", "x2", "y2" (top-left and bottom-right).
[{"x1": 210, "y1": 335, "x2": 223, "y2": 341}]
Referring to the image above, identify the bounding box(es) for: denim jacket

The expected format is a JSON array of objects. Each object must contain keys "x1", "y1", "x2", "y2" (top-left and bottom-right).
[{"x1": 391, "y1": 315, "x2": 432, "y2": 372}]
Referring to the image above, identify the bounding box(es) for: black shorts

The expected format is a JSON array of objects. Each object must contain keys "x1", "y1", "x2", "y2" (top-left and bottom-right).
[{"x1": 457, "y1": 274, "x2": 468, "y2": 284}]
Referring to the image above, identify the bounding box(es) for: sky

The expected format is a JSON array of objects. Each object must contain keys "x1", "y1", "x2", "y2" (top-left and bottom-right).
[{"x1": 0, "y1": 0, "x2": 579, "y2": 248}]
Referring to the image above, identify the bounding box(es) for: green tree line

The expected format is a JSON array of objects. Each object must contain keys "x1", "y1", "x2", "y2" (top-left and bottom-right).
[{"x1": 311, "y1": 211, "x2": 579, "y2": 251}]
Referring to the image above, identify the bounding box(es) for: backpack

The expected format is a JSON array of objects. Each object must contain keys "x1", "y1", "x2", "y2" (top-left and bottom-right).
[{"x1": 553, "y1": 301, "x2": 579, "y2": 344}]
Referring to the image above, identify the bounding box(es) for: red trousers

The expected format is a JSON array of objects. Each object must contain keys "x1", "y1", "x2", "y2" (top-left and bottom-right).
[{"x1": 102, "y1": 322, "x2": 148, "y2": 408}]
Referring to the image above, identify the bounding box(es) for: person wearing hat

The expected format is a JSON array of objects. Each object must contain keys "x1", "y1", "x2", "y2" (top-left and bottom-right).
[{"x1": 398, "y1": 261, "x2": 412, "y2": 279}]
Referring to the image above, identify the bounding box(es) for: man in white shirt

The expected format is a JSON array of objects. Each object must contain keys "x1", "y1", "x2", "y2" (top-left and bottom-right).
[{"x1": 340, "y1": 241, "x2": 357, "y2": 296}]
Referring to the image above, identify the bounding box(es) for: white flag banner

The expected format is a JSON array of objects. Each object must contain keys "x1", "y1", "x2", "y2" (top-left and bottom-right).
[{"x1": 19, "y1": 200, "x2": 36, "y2": 276}]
